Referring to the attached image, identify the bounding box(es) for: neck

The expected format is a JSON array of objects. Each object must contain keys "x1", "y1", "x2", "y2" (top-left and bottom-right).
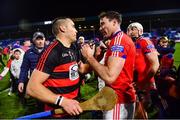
[
  {"x1": 56, "y1": 36, "x2": 71, "y2": 48},
  {"x1": 113, "y1": 28, "x2": 121, "y2": 35},
  {"x1": 110, "y1": 28, "x2": 121, "y2": 39}
]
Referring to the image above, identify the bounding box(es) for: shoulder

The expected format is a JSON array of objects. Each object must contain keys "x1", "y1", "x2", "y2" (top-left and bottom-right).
[
  {"x1": 139, "y1": 37, "x2": 152, "y2": 44},
  {"x1": 44, "y1": 41, "x2": 60, "y2": 53},
  {"x1": 25, "y1": 48, "x2": 34, "y2": 54},
  {"x1": 41, "y1": 41, "x2": 60, "y2": 59}
]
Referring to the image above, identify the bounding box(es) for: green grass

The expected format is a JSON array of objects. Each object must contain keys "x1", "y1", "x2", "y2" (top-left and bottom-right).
[
  {"x1": 174, "y1": 42, "x2": 180, "y2": 68},
  {"x1": 0, "y1": 71, "x2": 98, "y2": 119},
  {"x1": 0, "y1": 67, "x2": 10, "y2": 91},
  {"x1": 0, "y1": 92, "x2": 25, "y2": 119}
]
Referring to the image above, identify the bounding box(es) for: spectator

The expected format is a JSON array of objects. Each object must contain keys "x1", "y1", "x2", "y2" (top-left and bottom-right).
[
  {"x1": 0, "y1": 55, "x2": 14, "y2": 81},
  {"x1": 156, "y1": 36, "x2": 175, "y2": 70},
  {"x1": 21, "y1": 39, "x2": 31, "y2": 52},
  {"x1": 0, "y1": 47, "x2": 5, "y2": 67},
  {"x1": 10, "y1": 49, "x2": 24, "y2": 95},
  {"x1": 127, "y1": 22, "x2": 160, "y2": 118},
  {"x1": 18, "y1": 31, "x2": 46, "y2": 107}
]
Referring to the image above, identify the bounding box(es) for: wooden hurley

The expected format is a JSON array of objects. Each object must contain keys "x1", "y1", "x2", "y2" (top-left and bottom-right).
[{"x1": 55, "y1": 86, "x2": 118, "y2": 114}]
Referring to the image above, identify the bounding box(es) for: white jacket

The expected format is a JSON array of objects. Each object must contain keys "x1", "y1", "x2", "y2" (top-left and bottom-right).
[{"x1": 10, "y1": 58, "x2": 23, "y2": 79}]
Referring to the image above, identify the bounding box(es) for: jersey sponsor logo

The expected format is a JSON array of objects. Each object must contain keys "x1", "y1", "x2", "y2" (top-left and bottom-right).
[
  {"x1": 147, "y1": 44, "x2": 154, "y2": 49},
  {"x1": 62, "y1": 53, "x2": 69, "y2": 57},
  {"x1": 69, "y1": 63, "x2": 79, "y2": 81},
  {"x1": 111, "y1": 45, "x2": 124, "y2": 52}
]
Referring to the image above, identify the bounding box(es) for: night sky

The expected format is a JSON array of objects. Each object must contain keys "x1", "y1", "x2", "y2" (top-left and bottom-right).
[{"x1": 0, "y1": 0, "x2": 179, "y2": 27}]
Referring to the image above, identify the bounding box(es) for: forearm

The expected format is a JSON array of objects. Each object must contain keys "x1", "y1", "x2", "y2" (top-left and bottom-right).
[
  {"x1": 87, "y1": 56, "x2": 114, "y2": 84},
  {"x1": 144, "y1": 52, "x2": 160, "y2": 83},
  {"x1": 27, "y1": 81, "x2": 58, "y2": 105},
  {"x1": 144, "y1": 65, "x2": 159, "y2": 83},
  {"x1": 79, "y1": 63, "x2": 91, "y2": 74}
]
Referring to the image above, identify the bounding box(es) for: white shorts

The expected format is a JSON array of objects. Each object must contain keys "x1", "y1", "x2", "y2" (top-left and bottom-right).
[{"x1": 103, "y1": 102, "x2": 136, "y2": 120}]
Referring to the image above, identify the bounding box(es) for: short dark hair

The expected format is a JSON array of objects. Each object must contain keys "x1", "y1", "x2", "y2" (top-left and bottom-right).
[
  {"x1": 52, "y1": 17, "x2": 71, "y2": 36},
  {"x1": 99, "y1": 11, "x2": 122, "y2": 24},
  {"x1": 14, "y1": 49, "x2": 21, "y2": 54}
]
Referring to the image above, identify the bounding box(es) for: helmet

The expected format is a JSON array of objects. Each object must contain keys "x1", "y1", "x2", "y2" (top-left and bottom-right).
[{"x1": 127, "y1": 22, "x2": 143, "y2": 35}]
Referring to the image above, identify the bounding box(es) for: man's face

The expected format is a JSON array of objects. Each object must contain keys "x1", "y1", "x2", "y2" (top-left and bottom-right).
[
  {"x1": 160, "y1": 39, "x2": 168, "y2": 48},
  {"x1": 24, "y1": 40, "x2": 31, "y2": 47},
  {"x1": 65, "y1": 19, "x2": 77, "y2": 43},
  {"x1": 99, "y1": 17, "x2": 114, "y2": 38},
  {"x1": 79, "y1": 38, "x2": 84, "y2": 44},
  {"x1": 34, "y1": 37, "x2": 45, "y2": 48},
  {"x1": 127, "y1": 27, "x2": 139, "y2": 38}
]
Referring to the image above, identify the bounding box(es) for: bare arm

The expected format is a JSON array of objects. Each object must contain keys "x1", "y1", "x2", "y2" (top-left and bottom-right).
[
  {"x1": 81, "y1": 44, "x2": 124, "y2": 84},
  {"x1": 87, "y1": 56, "x2": 124, "y2": 84},
  {"x1": 144, "y1": 51, "x2": 160, "y2": 83},
  {"x1": 78, "y1": 61, "x2": 91, "y2": 74},
  {"x1": 26, "y1": 69, "x2": 57, "y2": 104},
  {"x1": 27, "y1": 69, "x2": 82, "y2": 115}
]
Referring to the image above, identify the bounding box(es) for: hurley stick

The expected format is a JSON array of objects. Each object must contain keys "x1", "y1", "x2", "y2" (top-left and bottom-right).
[{"x1": 17, "y1": 86, "x2": 117, "y2": 119}]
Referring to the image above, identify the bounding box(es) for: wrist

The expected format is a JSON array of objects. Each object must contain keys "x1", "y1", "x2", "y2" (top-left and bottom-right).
[
  {"x1": 55, "y1": 96, "x2": 64, "y2": 106},
  {"x1": 86, "y1": 56, "x2": 94, "y2": 63}
]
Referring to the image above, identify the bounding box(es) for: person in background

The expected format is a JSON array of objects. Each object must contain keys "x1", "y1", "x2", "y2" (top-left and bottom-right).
[
  {"x1": 81, "y1": 11, "x2": 136, "y2": 119},
  {"x1": 21, "y1": 39, "x2": 31, "y2": 52},
  {"x1": 10, "y1": 49, "x2": 24, "y2": 95},
  {"x1": 2, "y1": 45, "x2": 10, "y2": 60},
  {"x1": 156, "y1": 36, "x2": 175, "y2": 71},
  {"x1": 12, "y1": 41, "x2": 21, "y2": 49},
  {"x1": 18, "y1": 31, "x2": 46, "y2": 107},
  {"x1": 0, "y1": 55, "x2": 14, "y2": 81},
  {"x1": 0, "y1": 47, "x2": 5, "y2": 67},
  {"x1": 78, "y1": 36, "x2": 85, "y2": 45},
  {"x1": 127, "y1": 22, "x2": 159, "y2": 118}
]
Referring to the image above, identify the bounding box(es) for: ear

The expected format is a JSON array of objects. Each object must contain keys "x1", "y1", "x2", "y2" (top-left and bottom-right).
[
  {"x1": 112, "y1": 19, "x2": 117, "y2": 26},
  {"x1": 139, "y1": 29, "x2": 143, "y2": 36},
  {"x1": 59, "y1": 25, "x2": 66, "y2": 32}
]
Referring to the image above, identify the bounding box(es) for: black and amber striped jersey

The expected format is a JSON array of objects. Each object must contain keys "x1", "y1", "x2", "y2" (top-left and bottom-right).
[{"x1": 36, "y1": 39, "x2": 81, "y2": 111}]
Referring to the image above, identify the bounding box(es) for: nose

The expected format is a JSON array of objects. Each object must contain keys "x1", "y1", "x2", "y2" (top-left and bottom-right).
[{"x1": 75, "y1": 28, "x2": 78, "y2": 33}]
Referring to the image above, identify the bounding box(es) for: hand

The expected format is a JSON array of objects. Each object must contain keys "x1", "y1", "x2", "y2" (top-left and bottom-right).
[
  {"x1": 61, "y1": 97, "x2": 82, "y2": 116},
  {"x1": 18, "y1": 83, "x2": 24, "y2": 93},
  {"x1": 78, "y1": 61, "x2": 85, "y2": 73},
  {"x1": 81, "y1": 44, "x2": 95, "y2": 59},
  {"x1": 95, "y1": 46, "x2": 106, "y2": 61},
  {"x1": 95, "y1": 46, "x2": 102, "y2": 58}
]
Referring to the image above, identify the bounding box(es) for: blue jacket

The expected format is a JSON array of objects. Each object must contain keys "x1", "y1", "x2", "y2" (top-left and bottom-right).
[{"x1": 18, "y1": 46, "x2": 45, "y2": 83}]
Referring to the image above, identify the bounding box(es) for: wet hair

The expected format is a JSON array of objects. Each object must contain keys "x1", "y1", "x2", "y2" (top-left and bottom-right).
[{"x1": 99, "y1": 11, "x2": 122, "y2": 24}]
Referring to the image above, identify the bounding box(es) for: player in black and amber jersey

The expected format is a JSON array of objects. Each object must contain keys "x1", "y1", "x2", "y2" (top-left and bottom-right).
[{"x1": 27, "y1": 17, "x2": 89, "y2": 118}]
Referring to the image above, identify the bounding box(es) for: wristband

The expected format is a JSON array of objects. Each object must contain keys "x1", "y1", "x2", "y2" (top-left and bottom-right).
[
  {"x1": 55, "y1": 96, "x2": 60, "y2": 105},
  {"x1": 59, "y1": 96, "x2": 64, "y2": 106},
  {"x1": 55, "y1": 96, "x2": 63, "y2": 106}
]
